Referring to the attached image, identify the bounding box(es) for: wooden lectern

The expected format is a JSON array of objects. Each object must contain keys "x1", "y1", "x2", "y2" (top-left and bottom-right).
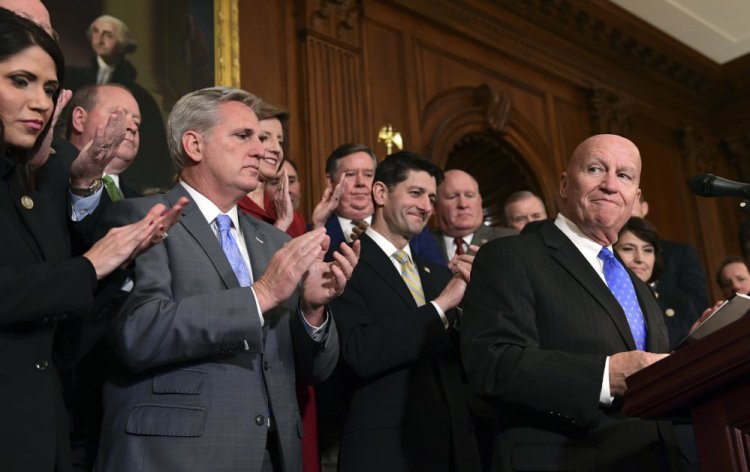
[{"x1": 623, "y1": 315, "x2": 750, "y2": 470}]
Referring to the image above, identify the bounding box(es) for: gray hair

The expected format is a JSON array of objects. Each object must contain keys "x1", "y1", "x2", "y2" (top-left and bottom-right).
[
  {"x1": 87, "y1": 15, "x2": 137, "y2": 54},
  {"x1": 167, "y1": 86, "x2": 262, "y2": 173}
]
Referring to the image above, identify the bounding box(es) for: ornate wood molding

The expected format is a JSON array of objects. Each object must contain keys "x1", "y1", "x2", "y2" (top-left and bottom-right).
[
  {"x1": 385, "y1": 0, "x2": 721, "y2": 101},
  {"x1": 721, "y1": 134, "x2": 750, "y2": 183},
  {"x1": 420, "y1": 84, "x2": 557, "y2": 203},
  {"x1": 304, "y1": 0, "x2": 364, "y2": 47},
  {"x1": 679, "y1": 126, "x2": 718, "y2": 174},
  {"x1": 506, "y1": 0, "x2": 718, "y2": 95},
  {"x1": 585, "y1": 86, "x2": 632, "y2": 136}
]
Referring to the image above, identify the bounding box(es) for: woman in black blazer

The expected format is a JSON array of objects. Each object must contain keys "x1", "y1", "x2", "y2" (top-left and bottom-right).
[{"x1": 0, "y1": 9, "x2": 184, "y2": 471}]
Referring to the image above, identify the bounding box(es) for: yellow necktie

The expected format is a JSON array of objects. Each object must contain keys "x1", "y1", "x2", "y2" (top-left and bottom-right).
[{"x1": 393, "y1": 250, "x2": 425, "y2": 306}]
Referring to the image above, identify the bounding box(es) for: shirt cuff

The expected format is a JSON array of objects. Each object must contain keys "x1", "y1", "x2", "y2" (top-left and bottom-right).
[
  {"x1": 249, "y1": 287, "x2": 265, "y2": 327},
  {"x1": 298, "y1": 304, "x2": 329, "y2": 342},
  {"x1": 70, "y1": 189, "x2": 103, "y2": 221},
  {"x1": 600, "y1": 355, "x2": 614, "y2": 405},
  {"x1": 430, "y1": 301, "x2": 449, "y2": 329}
]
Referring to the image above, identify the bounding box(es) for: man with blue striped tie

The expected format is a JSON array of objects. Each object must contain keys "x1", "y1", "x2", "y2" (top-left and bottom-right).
[{"x1": 331, "y1": 151, "x2": 481, "y2": 472}]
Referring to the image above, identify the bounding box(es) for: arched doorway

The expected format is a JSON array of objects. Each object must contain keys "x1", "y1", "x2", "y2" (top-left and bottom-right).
[
  {"x1": 445, "y1": 132, "x2": 544, "y2": 226},
  {"x1": 421, "y1": 84, "x2": 556, "y2": 226}
]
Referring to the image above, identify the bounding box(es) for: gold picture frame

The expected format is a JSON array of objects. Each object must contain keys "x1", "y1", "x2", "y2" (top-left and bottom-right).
[{"x1": 214, "y1": 0, "x2": 240, "y2": 87}]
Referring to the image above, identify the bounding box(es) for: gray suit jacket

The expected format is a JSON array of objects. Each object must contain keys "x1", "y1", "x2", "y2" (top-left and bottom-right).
[
  {"x1": 433, "y1": 224, "x2": 517, "y2": 261},
  {"x1": 95, "y1": 185, "x2": 338, "y2": 472}
]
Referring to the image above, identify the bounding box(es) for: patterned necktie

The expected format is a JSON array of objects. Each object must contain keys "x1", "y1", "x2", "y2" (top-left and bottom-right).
[
  {"x1": 102, "y1": 175, "x2": 124, "y2": 202},
  {"x1": 393, "y1": 250, "x2": 426, "y2": 306},
  {"x1": 215, "y1": 214, "x2": 252, "y2": 287},
  {"x1": 454, "y1": 237, "x2": 465, "y2": 256},
  {"x1": 598, "y1": 247, "x2": 647, "y2": 350}
]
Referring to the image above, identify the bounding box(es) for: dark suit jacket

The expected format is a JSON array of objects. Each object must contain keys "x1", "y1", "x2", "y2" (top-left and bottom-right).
[
  {"x1": 433, "y1": 224, "x2": 518, "y2": 262},
  {"x1": 0, "y1": 153, "x2": 99, "y2": 472},
  {"x1": 331, "y1": 233, "x2": 481, "y2": 472},
  {"x1": 95, "y1": 185, "x2": 339, "y2": 472},
  {"x1": 323, "y1": 213, "x2": 445, "y2": 265},
  {"x1": 657, "y1": 240, "x2": 709, "y2": 349},
  {"x1": 461, "y1": 221, "x2": 680, "y2": 471}
]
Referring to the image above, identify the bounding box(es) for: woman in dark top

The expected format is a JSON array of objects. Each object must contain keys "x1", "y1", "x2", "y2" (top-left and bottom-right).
[{"x1": 0, "y1": 9, "x2": 183, "y2": 471}]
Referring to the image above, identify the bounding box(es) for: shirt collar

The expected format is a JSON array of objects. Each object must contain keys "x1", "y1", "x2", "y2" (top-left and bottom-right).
[
  {"x1": 180, "y1": 181, "x2": 240, "y2": 230},
  {"x1": 366, "y1": 226, "x2": 413, "y2": 261},
  {"x1": 554, "y1": 213, "x2": 611, "y2": 260},
  {"x1": 96, "y1": 55, "x2": 114, "y2": 72}
]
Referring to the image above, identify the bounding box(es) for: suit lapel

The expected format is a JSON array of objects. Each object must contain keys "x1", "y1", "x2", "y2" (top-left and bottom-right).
[
  {"x1": 167, "y1": 186, "x2": 241, "y2": 289},
  {"x1": 238, "y1": 213, "x2": 271, "y2": 282},
  {"x1": 541, "y1": 222, "x2": 636, "y2": 350},
  {"x1": 472, "y1": 225, "x2": 492, "y2": 248},
  {"x1": 14, "y1": 189, "x2": 62, "y2": 262},
  {"x1": 415, "y1": 257, "x2": 444, "y2": 301},
  {"x1": 360, "y1": 234, "x2": 419, "y2": 308},
  {"x1": 434, "y1": 230, "x2": 449, "y2": 260},
  {"x1": 630, "y1": 271, "x2": 666, "y2": 352}
]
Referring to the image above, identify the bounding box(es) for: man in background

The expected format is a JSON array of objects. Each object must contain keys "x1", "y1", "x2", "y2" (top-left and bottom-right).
[
  {"x1": 310, "y1": 143, "x2": 444, "y2": 265},
  {"x1": 65, "y1": 84, "x2": 142, "y2": 201},
  {"x1": 503, "y1": 190, "x2": 548, "y2": 232},
  {"x1": 65, "y1": 14, "x2": 171, "y2": 191},
  {"x1": 434, "y1": 169, "x2": 516, "y2": 262}
]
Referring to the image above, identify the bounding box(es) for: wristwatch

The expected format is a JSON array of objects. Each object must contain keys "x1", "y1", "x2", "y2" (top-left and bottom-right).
[{"x1": 69, "y1": 178, "x2": 103, "y2": 197}]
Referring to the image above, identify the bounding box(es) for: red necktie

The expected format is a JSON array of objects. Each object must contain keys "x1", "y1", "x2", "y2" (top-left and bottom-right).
[{"x1": 454, "y1": 237, "x2": 465, "y2": 256}]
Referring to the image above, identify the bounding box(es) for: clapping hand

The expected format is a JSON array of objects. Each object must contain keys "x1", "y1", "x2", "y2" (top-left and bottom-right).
[
  {"x1": 310, "y1": 174, "x2": 348, "y2": 229},
  {"x1": 69, "y1": 107, "x2": 128, "y2": 187},
  {"x1": 84, "y1": 197, "x2": 189, "y2": 280}
]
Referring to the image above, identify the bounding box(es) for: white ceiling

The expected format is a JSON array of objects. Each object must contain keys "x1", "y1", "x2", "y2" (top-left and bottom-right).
[{"x1": 611, "y1": 0, "x2": 750, "y2": 64}]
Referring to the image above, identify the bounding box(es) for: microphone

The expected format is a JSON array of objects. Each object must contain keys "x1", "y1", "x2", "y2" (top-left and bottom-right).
[{"x1": 688, "y1": 174, "x2": 750, "y2": 198}]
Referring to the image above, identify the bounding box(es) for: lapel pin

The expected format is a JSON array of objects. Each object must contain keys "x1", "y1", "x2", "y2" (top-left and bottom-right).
[
  {"x1": 255, "y1": 236, "x2": 264, "y2": 244},
  {"x1": 21, "y1": 195, "x2": 34, "y2": 209},
  {"x1": 424, "y1": 267, "x2": 431, "y2": 273}
]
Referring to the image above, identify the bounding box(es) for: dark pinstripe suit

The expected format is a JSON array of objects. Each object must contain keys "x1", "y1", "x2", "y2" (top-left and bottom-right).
[{"x1": 461, "y1": 220, "x2": 681, "y2": 471}]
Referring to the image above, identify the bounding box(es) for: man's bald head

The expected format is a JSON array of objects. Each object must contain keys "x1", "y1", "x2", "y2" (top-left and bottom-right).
[
  {"x1": 559, "y1": 134, "x2": 642, "y2": 246},
  {"x1": 436, "y1": 169, "x2": 484, "y2": 237},
  {"x1": 0, "y1": 0, "x2": 53, "y2": 37}
]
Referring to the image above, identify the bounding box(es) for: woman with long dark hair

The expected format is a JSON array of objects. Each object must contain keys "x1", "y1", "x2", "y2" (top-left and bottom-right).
[{"x1": 0, "y1": 8, "x2": 184, "y2": 470}]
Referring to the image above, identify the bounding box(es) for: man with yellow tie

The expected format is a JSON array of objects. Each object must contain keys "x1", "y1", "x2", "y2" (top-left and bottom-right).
[{"x1": 330, "y1": 151, "x2": 481, "y2": 472}]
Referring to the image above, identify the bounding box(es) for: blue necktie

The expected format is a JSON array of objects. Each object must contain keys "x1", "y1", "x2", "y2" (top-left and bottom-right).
[
  {"x1": 215, "y1": 214, "x2": 252, "y2": 287},
  {"x1": 598, "y1": 247, "x2": 647, "y2": 351}
]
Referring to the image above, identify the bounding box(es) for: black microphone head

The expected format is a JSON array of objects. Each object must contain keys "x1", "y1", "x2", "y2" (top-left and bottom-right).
[
  {"x1": 689, "y1": 173, "x2": 750, "y2": 198},
  {"x1": 688, "y1": 174, "x2": 714, "y2": 197}
]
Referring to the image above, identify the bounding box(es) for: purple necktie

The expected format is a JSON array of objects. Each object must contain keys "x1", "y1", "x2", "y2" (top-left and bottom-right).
[
  {"x1": 215, "y1": 215, "x2": 252, "y2": 287},
  {"x1": 598, "y1": 247, "x2": 647, "y2": 350}
]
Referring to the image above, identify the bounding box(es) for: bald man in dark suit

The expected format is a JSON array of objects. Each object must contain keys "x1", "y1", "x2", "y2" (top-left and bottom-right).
[{"x1": 462, "y1": 134, "x2": 681, "y2": 471}]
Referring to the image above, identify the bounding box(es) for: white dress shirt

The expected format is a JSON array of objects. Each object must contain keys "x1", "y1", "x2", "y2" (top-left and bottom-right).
[
  {"x1": 366, "y1": 227, "x2": 449, "y2": 329},
  {"x1": 337, "y1": 214, "x2": 372, "y2": 243},
  {"x1": 554, "y1": 213, "x2": 615, "y2": 405},
  {"x1": 181, "y1": 181, "x2": 328, "y2": 338},
  {"x1": 442, "y1": 233, "x2": 474, "y2": 260}
]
